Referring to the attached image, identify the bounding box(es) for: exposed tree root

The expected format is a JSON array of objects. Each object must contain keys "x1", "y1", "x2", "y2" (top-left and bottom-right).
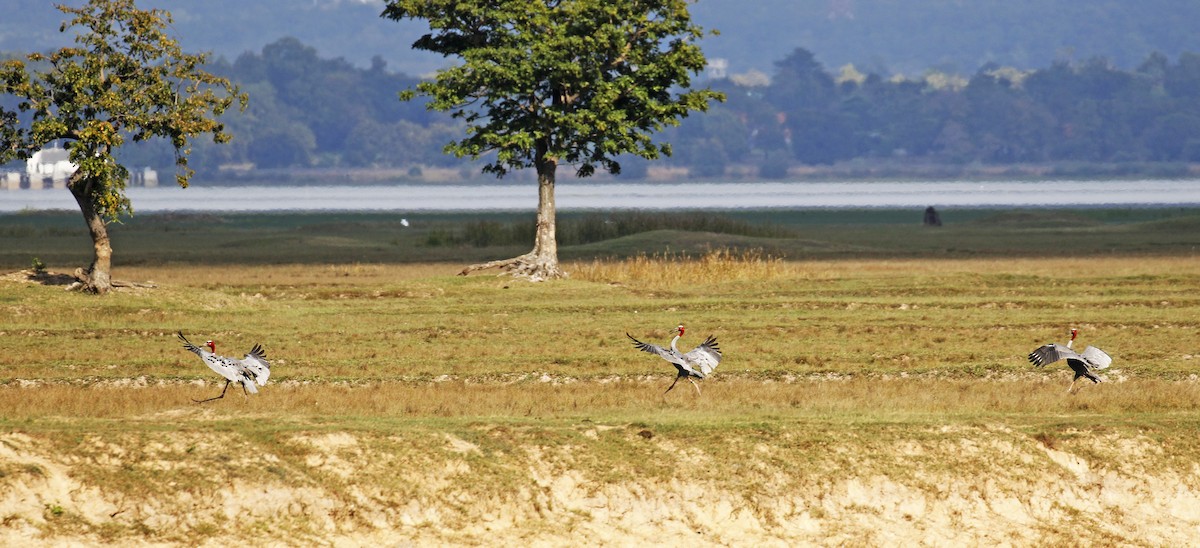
[
  {"x1": 459, "y1": 251, "x2": 566, "y2": 282},
  {"x1": 64, "y1": 267, "x2": 157, "y2": 293}
]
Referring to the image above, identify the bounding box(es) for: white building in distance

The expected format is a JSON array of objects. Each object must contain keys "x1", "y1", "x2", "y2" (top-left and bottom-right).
[
  {"x1": 3, "y1": 143, "x2": 157, "y2": 190},
  {"x1": 27, "y1": 142, "x2": 78, "y2": 188}
]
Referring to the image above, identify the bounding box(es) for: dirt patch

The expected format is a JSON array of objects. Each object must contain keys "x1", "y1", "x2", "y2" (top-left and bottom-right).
[
  {"x1": 0, "y1": 269, "x2": 156, "y2": 291},
  {"x1": 0, "y1": 269, "x2": 77, "y2": 286},
  {"x1": 1, "y1": 425, "x2": 1199, "y2": 545}
]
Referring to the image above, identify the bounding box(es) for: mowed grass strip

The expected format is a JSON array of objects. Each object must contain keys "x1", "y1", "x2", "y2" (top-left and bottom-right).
[
  {"x1": 2, "y1": 376, "x2": 1199, "y2": 422},
  {"x1": 2, "y1": 255, "x2": 1198, "y2": 394}
]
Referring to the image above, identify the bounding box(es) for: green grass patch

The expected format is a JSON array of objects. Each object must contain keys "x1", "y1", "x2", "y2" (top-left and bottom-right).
[{"x1": 3, "y1": 207, "x2": 1200, "y2": 269}]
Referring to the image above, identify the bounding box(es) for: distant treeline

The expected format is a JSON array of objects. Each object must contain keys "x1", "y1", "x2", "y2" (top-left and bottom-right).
[
  {"x1": 665, "y1": 48, "x2": 1200, "y2": 177},
  {"x1": 10, "y1": 38, "x2": 1200, "y2": 178}
]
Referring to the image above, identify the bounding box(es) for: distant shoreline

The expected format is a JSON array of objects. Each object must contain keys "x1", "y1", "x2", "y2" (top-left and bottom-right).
[
  {"x1": 182, "y1": 161, "x2": 1200, "y2": 187},
  {"x1": 5, "y1": 162, "x2": 1199, "y2": 189},
  {"x1": 4, "y1": 179, "x2": 1200, "y2": 213}
]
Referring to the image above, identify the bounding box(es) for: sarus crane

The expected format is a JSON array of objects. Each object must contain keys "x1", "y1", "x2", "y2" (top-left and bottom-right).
[
  {"x1": 178, "y1": 331, "x2": 271, "y2": 403},
  {"x1": 626, "y1": 324, "x2": 722, "y2": 395},
  {"x1": 1027, "y1": 328, "x2": 1112, "y2": 393}
]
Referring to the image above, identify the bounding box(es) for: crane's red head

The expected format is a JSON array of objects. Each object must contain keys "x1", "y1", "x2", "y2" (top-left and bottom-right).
[
  {"x1": 676, "y1": 324, "x2": 685, "y2": 336},
  {"x1": 1070, "y1": 328, "x2": 1078, "y2": 340},
  {"x1": 205, "y1": 340, "x2": 216, "y2": 352}
]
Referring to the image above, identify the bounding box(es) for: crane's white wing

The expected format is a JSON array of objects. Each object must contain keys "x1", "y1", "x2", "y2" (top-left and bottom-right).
[
  {"x1": 682, "y1": 335, "x2": 722, "y2": 377},
  {"x1": 240, "y1": 344, "x2": 271, "y2": 385},
  {"x1": 1080, "y1": 346, "x2": 1112, "y2": 370},
  {"x1": 204, "y1": 354, "x2": 249, "y2": 384},
  {"x1": 1027, "y1": 343, "x2": 1083, "y2": 368},
  {"x1": 180, "y1": 332, "x2": 242, "y2": 383}
]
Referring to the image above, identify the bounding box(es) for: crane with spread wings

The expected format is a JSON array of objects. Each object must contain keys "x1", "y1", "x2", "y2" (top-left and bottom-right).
[
  {"x1": 627, "y1": 324, "x2": 722, "y2": 395},
  {"x1": 178, "y1": 331, "x2": 271, "y2": 403},
  {"x1": 1028, "y1": 328, "x2": 1111, "y2": 393}
]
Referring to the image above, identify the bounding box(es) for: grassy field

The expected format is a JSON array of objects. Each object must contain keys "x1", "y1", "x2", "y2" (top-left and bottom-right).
[{"x1": 1, "y1": 208, "x2": 1200, "y2": 545}]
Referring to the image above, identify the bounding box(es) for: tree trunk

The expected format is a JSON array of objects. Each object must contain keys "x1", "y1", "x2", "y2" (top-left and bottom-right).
[
  {"x1": 67, "y1": 175, "x2": 114, "y2": 294},
  {"x1": 528, "y1": 159, "x2": 562, "y2": 276},
  {"x1": 459, "y1": 154, "x2": 565, "y2": 281}
]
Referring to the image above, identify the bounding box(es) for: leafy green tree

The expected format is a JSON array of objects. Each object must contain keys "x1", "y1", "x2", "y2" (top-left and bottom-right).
[
  {"x1": 248, "y1": 123, "x2": 317, "y2": 168},
  {"x1": 1165, "y1": 52, "x2": 1200, "y2": 99},
  {"x1": 964, "y1": 67, "x2": 1056, "y2": 162},
  {"x1": 383, "y1": 0, "x2": 723, "y2": 280},
  {"x1": 766, "y1": 48, "x2": 836, "y2": 113},
  {"x1": 0, "y1": 0, "x2": 244, "y2": 293},
  {"x1": 685, "y1": 138, "x2": 729, "y2": 178},
  {"x1": 1143, "y1": 112, "x2": 1200, "y2": 160}
]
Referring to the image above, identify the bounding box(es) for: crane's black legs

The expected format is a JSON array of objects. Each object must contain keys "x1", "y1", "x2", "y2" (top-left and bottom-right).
[
  {"x1": 664, "y1": 374, "x2": 702, "y2": 396},
  {"x1": 193, "y1": 380, "x2": 231, "y2": 403}
]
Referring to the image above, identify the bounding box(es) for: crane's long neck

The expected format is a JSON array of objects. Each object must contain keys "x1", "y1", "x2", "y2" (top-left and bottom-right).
[
  {"x1": 670, "y1": 334, "x2": 681, "y2": 354},
  {"x1": 1067, "y1": 331, "x2": 1077, "y2": 349}
]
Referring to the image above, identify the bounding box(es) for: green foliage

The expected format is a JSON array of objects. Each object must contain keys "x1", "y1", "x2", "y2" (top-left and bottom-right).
[
  {"x1": 5, "y1": 3, "x2": 1200, "y2": 177},
  {"x1": 183, "y1": 38, "x2": 463, "y2": 171},
  {"x1": 670, "y1": 48, "x2": 1200, "y2": 168},
  {"x1": 383, "y1": 0, "x2": 724, "y2": 178},
  {"x1": 0, "y1": 0, "x2": 246, "y2": 219}
]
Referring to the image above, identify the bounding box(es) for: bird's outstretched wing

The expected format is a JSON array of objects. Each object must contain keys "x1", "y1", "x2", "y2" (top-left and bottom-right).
[
  {"x1": 627, "y1": 333, "x2": 676, "y2": 362},
  {"x1": 178, "y1": 331, "x2": 204, "y2": 356},
  {"x1": 1079, "y1": 346, "x2": 1112, "y2": 370},
  {"x1": 1028, "y1": 343, "x2": 1083, "y2": 368},
  {"x1": 683, "y1": 335, "x2": 722, "y2": 376},
  {"x1": 241, "y1": 344, "x2": 271, "y2": 385}
]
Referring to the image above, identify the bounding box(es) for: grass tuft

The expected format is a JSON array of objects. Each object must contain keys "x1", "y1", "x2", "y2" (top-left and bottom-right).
[{"x1": 571, "y1": 247, "x2": 790, "y2": 286}]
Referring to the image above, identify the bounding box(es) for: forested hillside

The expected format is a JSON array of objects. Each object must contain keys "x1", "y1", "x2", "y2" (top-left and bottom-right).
[
  {"x1": 691, "y1": 0, "x2": 1200, "y2": 77},
  {"x1": 5, "y1": 35, "x2": 1200, "y2": 179},
  {"x1": 4, "y1": 3, "x2": 1200, "y2": 180},
  {"x1": 3, "y1": 0, "x2": 1199, "y2": 77},
  {"x1": 664, "y1": 48, "x2": 1200, "y2": 176}
]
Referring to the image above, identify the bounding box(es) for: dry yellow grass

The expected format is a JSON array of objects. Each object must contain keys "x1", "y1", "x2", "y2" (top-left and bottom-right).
[
  {"x1": 3, "y1": 255, "x2": 1199, "y2": 383},
  {"x1": 571, "y1": 247, "x2": 793, "y2": 286},
  {"x1": 3, "y1": 256, "x2": 1200, "y2": 545},
  {"x1": 1, "y1": 376, "x2": 1198, "y2": 422}
]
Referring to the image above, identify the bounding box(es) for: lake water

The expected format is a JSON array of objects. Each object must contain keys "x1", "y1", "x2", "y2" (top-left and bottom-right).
[{"x1": 3, "y1": 179, "x2": 1200, "y2": 212}]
